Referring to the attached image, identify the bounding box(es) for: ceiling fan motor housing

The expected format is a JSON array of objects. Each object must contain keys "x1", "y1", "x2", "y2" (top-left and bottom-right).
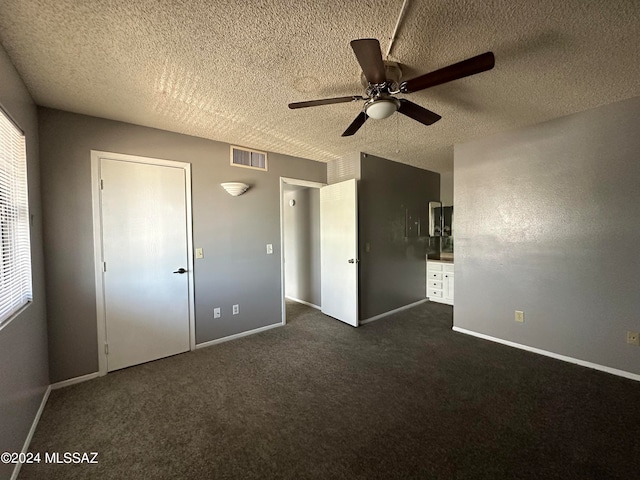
[{"x1": 360, "y1": 61, "x2": 402, "y2": 89}]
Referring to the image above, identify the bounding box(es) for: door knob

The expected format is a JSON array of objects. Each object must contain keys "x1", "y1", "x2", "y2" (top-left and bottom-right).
[
  {"x1": 173, "y1": 268, "x2": 187, "y2": 274},
  {"x1": 348, "y1": 259, "x2": 360, "y2": 264}
]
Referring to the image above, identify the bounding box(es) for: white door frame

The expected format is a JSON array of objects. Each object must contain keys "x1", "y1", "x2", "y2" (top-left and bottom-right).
[
  {"x1": 91, "y1": 150, "x2": 196, "y2": 376},
  {"x1": 279, "y1": 177, "x2": 326, "y2": 324}
]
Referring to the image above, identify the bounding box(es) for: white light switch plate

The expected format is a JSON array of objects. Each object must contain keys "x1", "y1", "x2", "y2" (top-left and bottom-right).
[
  {"x1": 266, "y1": 244, "x2": 273, "y2": 254},
  {"x1": 195, "y1": 248, "x2": 204, "y2": 259}
]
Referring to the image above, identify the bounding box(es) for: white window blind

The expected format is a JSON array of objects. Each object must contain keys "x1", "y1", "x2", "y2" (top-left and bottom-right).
[{"x1": 0, "y1": 108, "x2": 32, "y2": 326}]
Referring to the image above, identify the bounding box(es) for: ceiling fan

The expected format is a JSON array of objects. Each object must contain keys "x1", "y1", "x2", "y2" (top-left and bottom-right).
[{"x1": 288, "y1": 39, "x2": 495, "y2": 137}]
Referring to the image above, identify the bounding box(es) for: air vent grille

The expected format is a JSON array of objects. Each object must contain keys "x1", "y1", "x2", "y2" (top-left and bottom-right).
[{"x1": 231, "y1": 146, "x2": 267, "y2": 171}]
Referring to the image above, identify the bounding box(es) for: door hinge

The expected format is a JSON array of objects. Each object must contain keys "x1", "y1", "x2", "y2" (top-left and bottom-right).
[
  {"x1": 104, "y1": 343, "x2": 109, "y2": 355},
  {"x1": 100, "y1": 179, "x2": 104, "y2": 190},
  {"x1": 103, "y1": 261, "x2": 107, "y2": 272}
]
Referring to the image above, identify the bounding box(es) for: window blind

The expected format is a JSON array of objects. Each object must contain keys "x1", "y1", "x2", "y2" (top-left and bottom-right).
[{"x1": 0, "y1": 108, "x2": 32, "y2": 326}]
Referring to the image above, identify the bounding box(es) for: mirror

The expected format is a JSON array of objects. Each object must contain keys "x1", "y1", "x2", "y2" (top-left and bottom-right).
[
  {"x1": 441, "y1": 206, "x2": 453, "y2": 255},
  {"x1": 442, "y1": 206, "x2": 453, "y2": 237},
  {"x1": 428, "y1": 201, "x2": 442, "y2": 237}
]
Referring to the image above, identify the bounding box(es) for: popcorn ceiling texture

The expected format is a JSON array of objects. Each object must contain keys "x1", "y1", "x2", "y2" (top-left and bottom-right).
[{"x1": 0, "y1": 0, "x2": 638, "y2": 172}]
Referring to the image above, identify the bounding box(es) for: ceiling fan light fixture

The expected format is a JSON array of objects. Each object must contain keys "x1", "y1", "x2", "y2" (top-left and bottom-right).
[{"x1": 365, "y1": 98, "x2": 399, "y2": 120}]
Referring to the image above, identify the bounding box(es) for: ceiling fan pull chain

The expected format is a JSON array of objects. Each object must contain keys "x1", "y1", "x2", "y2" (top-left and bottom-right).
[{"x1": 396, "y1": 113, "x2": 399, "y2": 153}]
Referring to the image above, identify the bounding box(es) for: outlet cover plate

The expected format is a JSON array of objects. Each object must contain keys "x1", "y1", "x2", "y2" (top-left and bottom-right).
[{"x1": 233, "y1": 304, "x2": 239, "y2": 315}]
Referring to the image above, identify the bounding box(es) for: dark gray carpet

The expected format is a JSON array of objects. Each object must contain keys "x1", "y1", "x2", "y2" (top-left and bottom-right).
[{"x1": 19, "y1": 301, "x2": 640, "y2": 479}]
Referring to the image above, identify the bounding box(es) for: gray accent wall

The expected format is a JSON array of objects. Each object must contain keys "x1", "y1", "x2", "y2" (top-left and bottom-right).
[
  {"x1": 358, "y1": 153, "x2": 440, "y2": 320},
  {"x1": 440, "y1": 171, "x2": 454, "y2": 206},
  {"x1": 38, "y1": 108, "x2": 326, "y2": 383},
  {"x1": 0, "y1": 45, "x2": 49, "y2": 480},
  {"x1": 283, "y1": 186, "x2": 321, "y2": 307},
  {"x1": 454, "y1": 96, "x2": 640, "y2": 375}
]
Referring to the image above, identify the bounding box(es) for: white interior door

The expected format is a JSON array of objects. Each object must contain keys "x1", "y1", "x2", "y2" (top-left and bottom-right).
[
  {"x1": 320, "y1": 178, "x2": 358, "y2": 326},
  {"x1": 100, "y1": 158, "x2": 191, "y2": 371}
]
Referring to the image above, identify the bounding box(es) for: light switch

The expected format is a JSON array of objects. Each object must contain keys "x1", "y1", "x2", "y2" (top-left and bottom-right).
[
  {"x1": 195, "y1": 248, "x2": 204, "y2": 259},
  {"x1": 266, "y1": 244, "x2": 273, "y2": 254}
]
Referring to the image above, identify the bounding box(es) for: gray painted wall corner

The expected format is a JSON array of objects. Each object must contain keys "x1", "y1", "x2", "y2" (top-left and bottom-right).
[
  {"x1": 440, "y1": 171, "x2": 453, "y2": 206},
  {"x1": 37, "y1": 108, "x2": 326, "y2": 382},
  {"x1": 358, "y1": 152, "x2": 440, "y2": 320},
  {"x1": 0, "y1": 44, "x2": 49, "y2": 480}
]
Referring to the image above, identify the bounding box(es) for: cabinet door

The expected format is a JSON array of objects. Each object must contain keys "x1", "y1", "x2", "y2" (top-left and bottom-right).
[{"x1": 443, "y1": 272, "x2": 454, "y2": 302}]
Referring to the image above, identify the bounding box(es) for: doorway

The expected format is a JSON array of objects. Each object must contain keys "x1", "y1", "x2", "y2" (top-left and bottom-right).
[
  {"x1": 91, "y1": 151, "x2": 195, "y2": 374},
  {"x1": 279, "y1": 177, "x2": 359, "y2": 327},
  {"x1": 280, "y1": 178, "x2": 324, "y2": 324}
]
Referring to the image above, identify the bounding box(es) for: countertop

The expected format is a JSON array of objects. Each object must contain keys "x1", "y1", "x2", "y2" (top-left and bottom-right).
[{"x1": 426, "y1": 256, "x2": 454, "y2": 263}]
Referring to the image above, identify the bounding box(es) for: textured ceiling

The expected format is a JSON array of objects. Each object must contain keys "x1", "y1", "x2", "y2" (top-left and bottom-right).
[{"x1": 0, "y1": 0, "x2": 638, "y2": 173}]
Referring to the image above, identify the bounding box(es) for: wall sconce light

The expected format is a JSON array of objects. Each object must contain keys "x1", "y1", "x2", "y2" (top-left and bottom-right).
[{"x1": 221, "y1": 182, "x2": 250, "y2": 196}]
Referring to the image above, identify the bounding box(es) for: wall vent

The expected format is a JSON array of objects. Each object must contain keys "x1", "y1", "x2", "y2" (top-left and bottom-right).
[{"x1": 230, "y1": 146, "x2": 267, "y2": 171}]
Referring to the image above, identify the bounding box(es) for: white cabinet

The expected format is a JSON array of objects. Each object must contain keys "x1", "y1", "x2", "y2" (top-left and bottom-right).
[
  {"x1": 427, "y1": 260, "x2": 454, "y2": 305},
  {"x1": 443, "y1": 268, "x2": 454, "y2": 304}
]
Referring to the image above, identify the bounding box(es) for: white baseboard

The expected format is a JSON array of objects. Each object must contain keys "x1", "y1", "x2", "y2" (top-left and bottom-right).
[
  {"x1": 11, "y1": 385, "x2": 51, "y2": 480},
  {"x1": 360, "y1": 299, "x2": 428, "y2": 325},
  {"x1": 452, "y1": 326, "x2": 640, "y2": 382},
  {"x1": 51, "y1": 371, "x2": 101, "y2": 390},
  {"x1": 196, "y1": 323, "x2": 283, "y2": 350},
  {"x1": 427, "y1": 297, "x2": 453, "y2": 306},
  {"x1": 285, "y1": 296, "x2": 321, "y2": 310}
]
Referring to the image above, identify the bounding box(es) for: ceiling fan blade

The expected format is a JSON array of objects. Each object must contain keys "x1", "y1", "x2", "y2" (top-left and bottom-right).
[
  {"x1": 341, "y1": 112, "x2": 368, "y2": 137},
  {"x1": 400, "y1": 52, "x2": 495, "y2": 94},
  {"x1": 397, "y1": 99, "x2": 441, "y2": 126},
  {"x1": 288, "y1": 96, "x2": 364, "y2": 109},
  {"x1": 350, "y1": 39, "x2": 386, "y2": 84}
]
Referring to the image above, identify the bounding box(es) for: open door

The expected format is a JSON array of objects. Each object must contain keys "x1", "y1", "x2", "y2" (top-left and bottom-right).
[{"x1": 320, "y1": 178, "x2": 358, "y2": 326}]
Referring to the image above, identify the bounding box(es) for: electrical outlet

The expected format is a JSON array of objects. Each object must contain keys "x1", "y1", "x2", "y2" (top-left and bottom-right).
[
  {"x1": 515, "y1": 311, "x2": 525, "y2": 323},
  {"x1": 214, "y1": 308, "x2": 221, "y2": 319},
  {"x1": 195, "y1": 248, "x2": 204, "y2": 259},
  {"x1": 627, "y1": 331, "x2": 640, "y2": 346},
  {"x1": 233, "y1": 304, "x2": 239, "y2": 315}
]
